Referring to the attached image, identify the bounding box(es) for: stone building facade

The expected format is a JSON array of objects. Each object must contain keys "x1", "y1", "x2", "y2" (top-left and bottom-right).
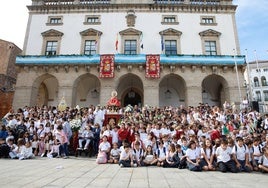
[
  {"x1": 13, "y1": 0, "x2": 246, "y2": 110},
  {"x1": 0, "y1": 39, "x2": 22, "y2": 117}
]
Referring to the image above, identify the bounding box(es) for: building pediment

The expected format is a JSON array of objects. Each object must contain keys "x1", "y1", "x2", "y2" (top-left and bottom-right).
[
  {"x1": 199, "y1": 29, "x2": 221, "y2": 37},
  {"x1": 41, "y1": 29, "x2": 64, "y2": 37},
  {"x1": 159, "y1": 28, "x2": 182, "y2": 36},
  {"x1": 80, "y1": 28, "x2": 103, "y2": 36},
  {"x1": 119, "y1": 28, "x2": 142, "y2": 36}
]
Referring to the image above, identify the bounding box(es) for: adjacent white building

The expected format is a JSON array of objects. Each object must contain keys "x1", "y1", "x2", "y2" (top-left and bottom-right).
[{"x1": 245, "y1": 60, "x2": 268, "y2": 112}]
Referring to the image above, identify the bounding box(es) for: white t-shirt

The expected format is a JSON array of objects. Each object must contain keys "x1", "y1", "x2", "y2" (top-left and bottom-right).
[
  {"x1": 99, "y1": 141, "x2": 111, "y2": 152},
  {"x1": 259, "y1": 155, "x2": 268, "y2": 166},
  {"x1": 216, "y1": 146, "x2": 232, "y2": 163},
  {"x1": 232, "y1": 144, "x2": 249, "y2": 161},
  {"x1": 252, "y1": 145, "x2": 262, "y2": 160},
  {"x1": 186, "y1": 148, "x2": 199, "y2": 160},
  {"x1": 110, "y1": 148, "x2": 121, "y2": 157},
  {"x1": 201, "y1": 148, "x2": 214, "y2": 159}
]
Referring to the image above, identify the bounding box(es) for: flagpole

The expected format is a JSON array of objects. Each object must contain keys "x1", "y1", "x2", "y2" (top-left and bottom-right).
[
  {"x1": 245, "y1": 49, "x2": 253, "y2": 102},
  {"x1": 233, "y1": 49, "x2": 242, "y2": 107}
]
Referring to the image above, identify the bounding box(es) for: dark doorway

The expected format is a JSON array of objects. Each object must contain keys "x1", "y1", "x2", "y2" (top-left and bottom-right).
[{"x1": 123, "y1": 90, "x2": 142, "y2": 107}]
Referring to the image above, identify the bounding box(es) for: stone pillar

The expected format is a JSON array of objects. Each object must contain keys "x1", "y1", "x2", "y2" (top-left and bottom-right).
[
  {"x1": 186, "y1": 86, "x2": 202, "y2": 107},
  {"x1": 227, "y1": 86, "x2": 246, "y2": 104},
  {"x1": 12, "y1": 86, "x2": 33, "y2": 110},
  {"x1": 99, "y1": 79, "x2": 116, "y2": 107},
  {"x1": 144, "y1": 85, "x2": 159, "y2": 107},
  {"x1": 99, "y1": 85, "x2": 114, "y2": 107}
]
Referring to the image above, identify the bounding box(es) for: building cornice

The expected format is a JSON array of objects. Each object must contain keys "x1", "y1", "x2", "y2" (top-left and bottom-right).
[{"x1": 27, "y1": 2, "x2": 237, "y2": 14}]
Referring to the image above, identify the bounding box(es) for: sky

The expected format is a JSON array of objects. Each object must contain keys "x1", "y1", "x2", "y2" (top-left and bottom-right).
[{"x1": 0, "y1": 0, "x2": 267, "y2": 62}]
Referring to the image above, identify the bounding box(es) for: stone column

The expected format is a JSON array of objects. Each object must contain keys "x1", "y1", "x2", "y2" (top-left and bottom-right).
[
  {"x1": 12, "y1": 86, "x2": 33, "y2": 110},
  {"x1": 227, "y1": 86, "x2": 246, "y2": 104},
  {"x1": 99, "y1": 79, "x2": 115, "y2": 107},
  {"x1": 186, "y1": 86, "x2": 202, "y2": 107},
  {"x1": 144, "y1": 83, "x2": 159, "y2": 107}
]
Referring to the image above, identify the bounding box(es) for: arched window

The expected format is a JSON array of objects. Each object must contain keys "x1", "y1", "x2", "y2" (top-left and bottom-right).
[
  {"x1": 254, "y1": 77, "x2": 259, "y2": 87},
  {"x1": 261, "y1": 76, "x2": 267, "y2": 86}
]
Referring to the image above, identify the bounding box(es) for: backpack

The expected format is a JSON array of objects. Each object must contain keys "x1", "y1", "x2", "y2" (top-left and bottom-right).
[
  {"x1": 157, "y1": 147, "x2": 166, "y2": 157},
  {"x1": 235, "y1": 144, "x2": 246, "y2": 153},
  {"x1": 252, "y1": 144, "x2": 263, "y2": 154},
  {"x1": 133, "y1": 149, "x2": 143, "y2": 159},
  {"x1": 96, "y1": 151, "x2": 107, "y2": 164}
]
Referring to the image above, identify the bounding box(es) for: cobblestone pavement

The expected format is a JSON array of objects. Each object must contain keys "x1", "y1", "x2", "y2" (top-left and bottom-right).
[{"x1": 0, "y1": 157, "x2": 267, "y2": 188}]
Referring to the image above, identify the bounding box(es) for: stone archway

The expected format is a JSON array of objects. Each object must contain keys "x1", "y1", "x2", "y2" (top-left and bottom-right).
[
  {"x1": 116, "y1": 73, "x2": 143, "y2": 107},
  {"x1": 72, "y1": 73, "x2": 100, "y2": 107},
  {"x1": 32, "y1": 74, "x2": 59, "y2": 107},
  {"x1": 202, "y1": 74, "x2": 229, "y2": 107},
  {"x1": 159, "y1": 74, "x2": 186, "y2": 107}
]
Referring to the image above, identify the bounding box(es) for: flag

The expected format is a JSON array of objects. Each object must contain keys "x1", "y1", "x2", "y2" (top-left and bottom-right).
[
  {"x1": 115, "y1": 33, "x2": 118, "y2": 51},
  {"x1": 161, "y1": 34, "x2": 165, "y2": 53},
  {"x1": 140, "y1": 33, "x2": 144, "y2": 50}
]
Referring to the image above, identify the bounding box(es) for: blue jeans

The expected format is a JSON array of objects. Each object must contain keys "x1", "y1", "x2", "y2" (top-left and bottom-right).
[{"x1": 60, "y1": 143, "x2": 69, "y2": 157}]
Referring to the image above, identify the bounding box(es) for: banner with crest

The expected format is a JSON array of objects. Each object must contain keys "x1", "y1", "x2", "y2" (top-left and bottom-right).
[
  {"x1": 100, "y1": 54, "x2": 115, "y2": 78},
  {"x1": 146, "y1": 55, "x2": 160, "y2": 78}
]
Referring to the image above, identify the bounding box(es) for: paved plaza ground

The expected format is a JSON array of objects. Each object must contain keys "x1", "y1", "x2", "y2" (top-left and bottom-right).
[{"x1": 0, "y1": 157, "x2": 267, "y2": 188}]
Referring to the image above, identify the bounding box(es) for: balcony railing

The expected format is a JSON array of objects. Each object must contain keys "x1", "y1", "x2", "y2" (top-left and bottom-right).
[
  {"x1": 43, "y1": 0, "x2": 111, "y2": 6},
  {"x1": 154, "y1": 0, "x2": 221, "y2": 5}
]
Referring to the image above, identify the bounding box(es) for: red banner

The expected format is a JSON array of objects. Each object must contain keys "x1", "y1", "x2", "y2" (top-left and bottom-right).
[
  {"x1": 100, "y1": 54, "x2": 114, "y2": 78},
  {"x1": 146, "y1": 55, "x2": 160, "y2": 78}
]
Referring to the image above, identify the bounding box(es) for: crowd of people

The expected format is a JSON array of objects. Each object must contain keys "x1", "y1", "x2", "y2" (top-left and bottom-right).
[{"x1": 0, "y1": 103, "x2": 268, "y2": 173}]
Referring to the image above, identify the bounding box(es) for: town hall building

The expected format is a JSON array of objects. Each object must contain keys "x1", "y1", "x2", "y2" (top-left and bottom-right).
[{"x1": 13, "y1": 0, "x2": 246, "y2": 109}]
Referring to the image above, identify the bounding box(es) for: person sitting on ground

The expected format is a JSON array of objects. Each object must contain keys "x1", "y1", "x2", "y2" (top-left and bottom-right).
[
  {"x1": 175, "y1": 144, "x2": 187, "y2": 169},
  {"x1": 47, "y1": 139, "x2": 60, "y2": 158},
  {"x1": 215, "y1": 139, "x2": 237, "y2": 173},
  {"x1": 132, "y1": 141, "x2": 144, "y2": 167},
  {"x1": 232, "y1": 136, "x2": 252, "y2": 172},
  {"x1": 143, "y1": 145, "x2": 157, "y2": 166},
  {"x1": 108, "y1": 143, "x2": 121, "y2": 164},
  {"x1": 119, "y1": 143, "x2": 133, "y2": 167},
  {"x1": 156, "y1": 140, "x2": 167, "y2": 167},
  {"x1": 163, "y1": 143, "x2": 179, "y2": 168},
  {"x1": 185, "y1": 140, "x2": 202, "y2": 171},
  {"x1": 258, "y1": 146, "x2": 268, "y2": 173},
  {"x1": 200, "y1": 139, "x2": 215, "y2": 171}
]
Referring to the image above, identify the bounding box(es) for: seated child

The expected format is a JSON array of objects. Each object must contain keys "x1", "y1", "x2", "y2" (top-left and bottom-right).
[
  {"x1": 164, "y1": 143, "x2": 180, "y2": 168},
  {"x1": 258, "y1": 147, "x2": 268, "y2": 173},
  {"x1": 143, "y1": 145, "x2": 157, "y2": 166},
  {"x1": 216, "y1": 139, "x2": 237, "y2": 173},
  {"x1": 156, "y1": 140, "x2": 167, "y2": 167},
  {"x1": 185, "y1": 141, "x2": 202, "y2": 171},
  {"x1": 175, "y1": 144, "x2": 187, "y2": 169},
  {"x1": 108, "y1": 143, "x2": 121, "y2": 164},
  {"x1": 132, "y1": 141, "x2": 144, "y2": 167},
  {"x1": 47, "y1": 139, "x2": 60, "y2": 158},
  {"x1": 20, "y1": 141, "x2": 35, "y2": 160},
  {"x1": 119, "y1": 144, "x2": 133, "y2": 167}
]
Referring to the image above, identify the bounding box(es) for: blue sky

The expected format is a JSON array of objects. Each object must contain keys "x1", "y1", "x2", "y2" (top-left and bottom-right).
[
  {"x1": 234, "y1": 0, "x2": 268, "y2": 62},
  {"x1": 0, "y1": 0, "x2": 267, "y2": 62}
]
